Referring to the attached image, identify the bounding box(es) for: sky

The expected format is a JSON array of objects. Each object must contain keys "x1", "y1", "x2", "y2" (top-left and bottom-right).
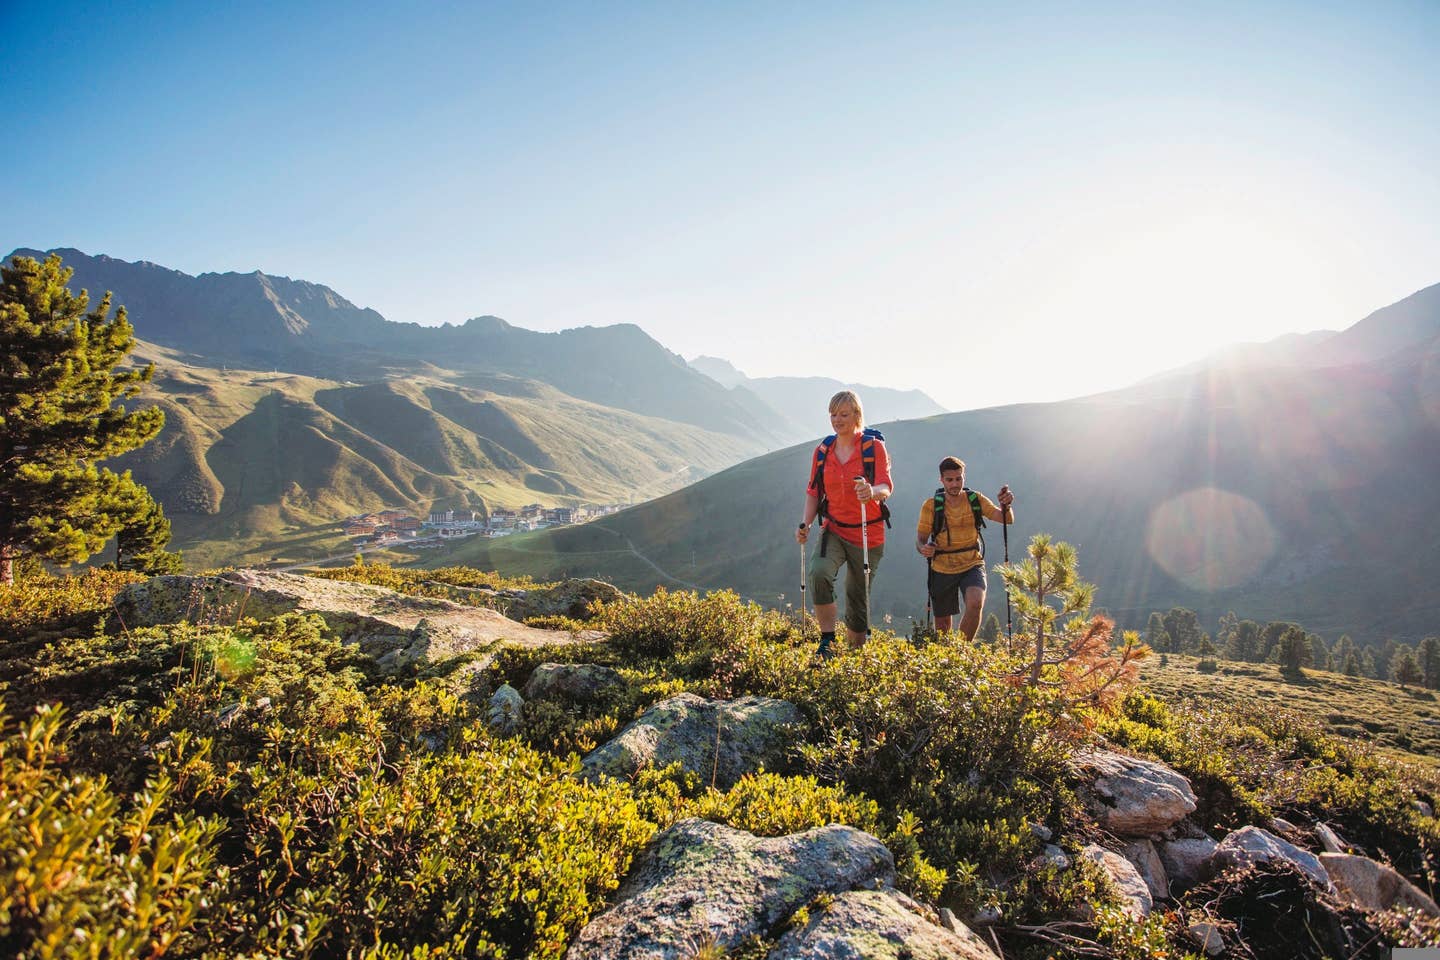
[{"x1": 5, "y1": 0, "x2": 1439, "y2": 411}]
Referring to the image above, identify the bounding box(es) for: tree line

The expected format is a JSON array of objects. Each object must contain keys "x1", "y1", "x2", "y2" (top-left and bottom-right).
[{"x1": 1143, "y1": 605, "x2": 1440, "y2": 688}]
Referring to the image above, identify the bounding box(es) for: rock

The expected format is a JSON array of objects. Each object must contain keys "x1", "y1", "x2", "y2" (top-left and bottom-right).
[
  {"x1": 488, "y1": 684, "x2": 523, "y2": 735},
  {"x1": 505, "y1": 578, "x2": 623, "y2": 621},
  {"x1": 770, "y1": 888, "x2": 999, "y2": 960},
  {"x1": 581, "y1": 693, "x2": 802, "y2": 790},
  {"x1": 1268, "y1": 817, "x2": 1300, "y2": 839},
  {"x1": 967, "y1": 904, "x2": 1002, "y2": 927},
  {"x1": 1038, "y1": 844, "x2": 1070, "y2": 870},
  {"x1": 1415, "y1": 799, "x2": 1435, "y2": 819},
  {"x1": 1211, "y1": 825, "x2": 1332, "y2": 892},
  {"x1": 114, "y1": 570, "x2": 600, "y2": 673},
  {"x1": 565, "y1": 818, "x2": 894, "y2": 960},
  {"x1": 1069, "y1": 749, "x2": 1197, "y2": 836},
  {"x1": 1081, "y1": 845, "x2": 1153, "y2": 919},
  {"x1": 1121, "y1": 839, "x2": 1170, "y2": 902},
  {"x1": 1313, "y1": 821, "x2": 1345, "y2": 853},
  {"x1": 1187, "y1": 920, "x2": 1225, "y2": 956},
  {"x1": 1320, "y1": 852, "x2": 1440, "y2": 917},
  {"x1": 523, "y1": 663, "x2": 626, "y2": 704},
  {"x1": 1158, "y1": 836, "x2": 1218, "y2": 890},
  {"x1": 1029, "y1": 822, "x2": 1053, "y2": 842}
]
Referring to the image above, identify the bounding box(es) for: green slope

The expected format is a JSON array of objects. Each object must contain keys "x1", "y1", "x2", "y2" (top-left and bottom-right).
[
  {"x1": 433, "y1": 353, "x2": 1440, "y2": 643},
  {"x1": 116, "y1": 343, "x2": 761, "y2": 569}
]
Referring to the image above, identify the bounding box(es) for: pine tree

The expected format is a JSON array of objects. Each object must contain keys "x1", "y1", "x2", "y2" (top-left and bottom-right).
[
  {"x1": 1308, "y1": 633, "x2": 1331, "y2": 672},
  {"x1": 1215, "y1": 611, "x2": 1239, "y2": 654},
  {"x1": 1274, "y1": 625, "x2": 1313, "y2": 678},
  {"x1": 1259, "y1": 621, "x2": 1298, "y2": 662},
  {"x1": 1342, "y1": 652, "x2": 1360, "y2": 677},
  {"x1": 1416, "y1": 636, "x2": 1440, "y2": 690},
  {"x1": 976, "y1": 613, "x2": 1002, "y2": 643},
  {"x1": 999, "y1": 533, "x2": 1149, "y2": 708},
  {"x1": 1360, "y1": 649, "x2": 1377, "y2": 679},
  {"x1": 1332, "y1": 635, "x2": 1356, "y2": 672},
  {"x1": 1163, "y1": 607, "x2": 1205, "y2": 653},
  {"x1": 1, "y1": 253, "x2": 165, "y2": 584},
  {"x1": 1227, "y1": 619, "x2": 1261, "y2": 662},
  {"x1": 1145, "y1": 612, "x2": 1172, "y2": 653},
  {"x1": 114, "y1": 490, "x2": 182, "y2": 574},
  {"x1": 1392, "y1": 651, "x2": 1423, "y2": 688}
]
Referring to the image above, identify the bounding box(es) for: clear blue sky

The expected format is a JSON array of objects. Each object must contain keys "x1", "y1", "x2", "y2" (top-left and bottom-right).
[{"x1": 5, "y1": 1, "x2": 1438, "y2": 410}]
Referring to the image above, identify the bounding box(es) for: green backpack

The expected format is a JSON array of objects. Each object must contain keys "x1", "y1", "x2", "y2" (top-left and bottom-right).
[{"x1": 929, "y1": 487, "x2": 985, "y2": 559}]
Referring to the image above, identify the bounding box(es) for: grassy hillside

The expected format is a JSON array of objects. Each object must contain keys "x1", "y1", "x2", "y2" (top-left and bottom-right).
[
  {"x1": 1140, "y1": 654, "x2": 1440, "y2": 765},
  {"x1": 117, "y1": 343, "x2": 761, "y2": 569},
  {"x1": 432, "y1": 352, "x2": 1440, "y2": 643}
]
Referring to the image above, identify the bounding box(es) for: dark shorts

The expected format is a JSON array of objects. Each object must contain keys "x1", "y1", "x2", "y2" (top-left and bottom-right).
[{"x1": 928, "y1": 566, "x2": 986, "y2": 617}]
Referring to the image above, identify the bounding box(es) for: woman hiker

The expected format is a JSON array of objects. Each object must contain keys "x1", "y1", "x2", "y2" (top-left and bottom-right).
[{"x1": 795, "y1": 390, "x2": 893, "y2": 658}]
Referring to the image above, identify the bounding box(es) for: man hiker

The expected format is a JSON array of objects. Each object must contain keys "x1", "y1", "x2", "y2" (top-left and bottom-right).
[
  {"x1": 916, "y1": 456, "x2": 1013, "y2": 640},
  {"x1": 796, "y1": 390, "x2": 893, "y2": 658}
]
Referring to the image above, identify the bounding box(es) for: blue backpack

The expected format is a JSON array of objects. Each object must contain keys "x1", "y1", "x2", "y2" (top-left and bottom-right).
[{"x1": 811, "y1": 427, "x2": 891, "y2": 529}]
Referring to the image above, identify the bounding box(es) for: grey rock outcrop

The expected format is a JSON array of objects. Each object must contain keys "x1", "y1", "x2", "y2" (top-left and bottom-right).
[
  {"x1": 524, "y1": 663, "x2": 627, "y2": 704},
  {"x1": 1069, "y1": 749, "x2": 1197, "y2": 836},
  {"x1": 770, "y1": 889, "x2": 999, "y2": 960},
  {"x1": 506, "y1": 578, "x2": 623, "y2": 621},
  {"x1": 1320, "y1": 852, "x2": 1440, "y2": 917},
  {"x1": 581, "y1": 693, "x2": 802, "y2": 790},
  {"x1": 1158, "y1": 836, "x2": 1217, "y2": 890},
  {"x1": 489, "y1": 684, "x2": 524, "y2": 735},
  {"x1": 1211, "y1": 825, "x2": 1332, "y2": 891},
  {"x1": 114, "y1": 570, "x2": 598, "y2": 673},
  {"x1": 565, "y1": 819, "x2": 894, "y2": 960},
  {"x1": 1081, "y1": 845, "x2": 1153, "y2": 919},
  {"x1": 1121, "y1": 839, "x2": 1169, "y2": 902},
  {"x1": 1314, "y1": 821, "x2": 1345, "y2": 853}
]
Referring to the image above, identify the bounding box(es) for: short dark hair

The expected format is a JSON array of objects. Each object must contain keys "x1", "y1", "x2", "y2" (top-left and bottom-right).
[{"x1": 939, "y1": 456, "x2": 965, "y2": 474}]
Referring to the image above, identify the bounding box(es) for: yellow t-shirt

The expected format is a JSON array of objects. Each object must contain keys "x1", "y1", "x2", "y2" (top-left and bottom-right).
[{"x1": 917, "y1": 492, "x2": 1008, "y2": 575}]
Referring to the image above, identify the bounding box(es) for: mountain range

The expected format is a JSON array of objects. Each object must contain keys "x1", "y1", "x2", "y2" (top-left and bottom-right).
[
  {"x1": 433, "y1": 282, "x2": 1440, "y2": 643},
  {"x1": 687, "y1": 356, "x2": 948, "y2": 442}
]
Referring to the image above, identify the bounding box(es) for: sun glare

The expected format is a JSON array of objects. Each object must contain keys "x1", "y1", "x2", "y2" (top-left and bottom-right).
[{"x1": 1145, "y1": 486, "x2": 1277, "y2": 592}]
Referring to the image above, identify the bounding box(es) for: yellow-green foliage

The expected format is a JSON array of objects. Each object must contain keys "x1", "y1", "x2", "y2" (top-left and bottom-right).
[
  {"x1": 0, "y1": 568, "x2": 142, "y2": 639},
  {"x1": 593, "y1": 587, "x2": 796, "y2": 663},
  {"x1": 0, "y1": 704, "x2": 227, "y2": 959},
  {"x1": 1, "y1": 606, "x2": 656, "y2": 958},
  {"x1": 312, "y1": 560, "x2": 541, "y2": 596}
]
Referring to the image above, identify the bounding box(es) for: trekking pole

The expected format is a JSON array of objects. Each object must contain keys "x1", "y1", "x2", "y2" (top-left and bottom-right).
[
  {"x1": 1002, "y1": 494, "x2": 1012, "y2": 643},
  {"x1": 857, "y1": 475, "x2": 871, "y2": 640},
  {"x1": 800, "y1": 536, "x2": 808, "y2": 627}
]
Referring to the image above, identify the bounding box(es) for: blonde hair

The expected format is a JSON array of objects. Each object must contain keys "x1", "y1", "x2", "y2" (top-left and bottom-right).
[{"x1": 828, "y1": 390, "x2": 864, "y2": 428}]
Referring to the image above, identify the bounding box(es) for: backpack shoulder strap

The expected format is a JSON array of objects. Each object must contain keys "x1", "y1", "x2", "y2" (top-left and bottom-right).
[
  {"x1": 965, "y1": 489, "x2": 986, "y2": 530},
  {"x1": 811, "y1": 435, "x2": 837, "y2": 491},
  {"x1": 931, "y1": 487, "x2": 946, "y2": 541}
]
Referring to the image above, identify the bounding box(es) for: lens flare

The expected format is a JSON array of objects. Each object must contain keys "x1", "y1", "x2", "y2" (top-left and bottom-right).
[
  {"x1": 1146, "y1": 487, "x2": 1276, "y2": 592},
  {"x1": 214, "y1": 635, "x2": 258, "y2": 680}
]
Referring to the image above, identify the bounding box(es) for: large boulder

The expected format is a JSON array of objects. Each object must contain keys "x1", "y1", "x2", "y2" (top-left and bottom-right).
[
  {"x1": 581, "y1": 693, "x2": 802, "y2": 790},
  {"x1": 1320, "y1": 852, "x2": 1440, "y2": 917},
  {"x1": 1081, "y1": 845, "x2": 1154, "y2": 919},
  {"x1": 524, "y1": 663, "x2": 627, "y2": 704},
  {"x1": 507, "y1": 578, "x2": 623, "y2": 621},
  {"x1": 565, "y1": 818, "x2": 895, "y2": 960},
  {"x1": 1069, "y1": 749, "x2": 1197, "y2": 836},
  {"x1": 113, "y1": 570, "x2": 599, "y2": 673},
  {"x1": 1211, "y1": 825, "x2": 1332, "y2": 892},
  {"x1": 1158, "y1": 836, "x2": 1218, "y2": 890},
  {"x1": 769, "y1": 889, "x2": 999, "y2": 960},
  {"x1": 1121, "y1": 839, "x2": 1170, "y2": 902}
]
